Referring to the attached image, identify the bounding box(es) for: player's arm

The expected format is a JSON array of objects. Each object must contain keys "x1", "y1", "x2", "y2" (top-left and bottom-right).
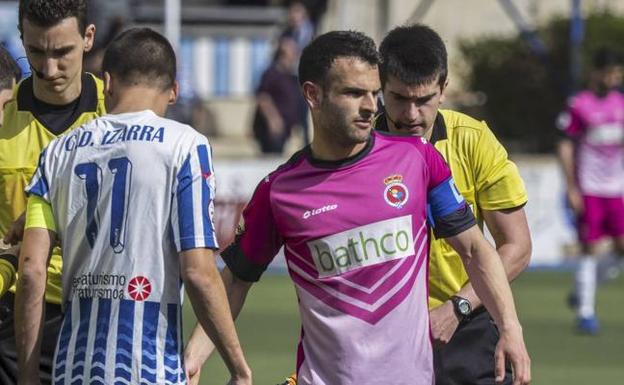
[
  {"x1": 444, "y1": 227, "x2": 530, "y2": 385},
  {"x1": 184, "y1": 265, "x2": 253, "y2": 384},
  {"x1": 15, "y1": 195, "x2": 56, "y2": 384},
  {"x1": 184, "y1": 168, "x2": 282, "y2": 384},
  {"x1": 449, "y1": 207, "x2": 531, "y2": 306},
  {"x1": 431, "y1": 206, "x2": 531, "y2": 345},
  {"x1": 180, "y1": 248, "x2": 252, "y2": 384},
  {"x1": 423, "y1": 141, "x2": 530, "y2": 385},
  {"x1": 431, "y1": 126, "x2": 531, "y2": 344},
  {"x1": 556, "y1": 107, "x2": 583, "y2": 214}
]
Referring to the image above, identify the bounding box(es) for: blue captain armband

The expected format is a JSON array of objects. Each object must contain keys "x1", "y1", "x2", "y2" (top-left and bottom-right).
[{"x1": 427, "y1": 177, "x2": 476, "y2": 238}]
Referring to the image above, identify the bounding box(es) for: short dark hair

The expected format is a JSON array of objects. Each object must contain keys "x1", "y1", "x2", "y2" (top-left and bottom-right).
[
  {"x1": 102, "y1": 28, "x2": 176, "y2": 90},
  {"x1": 379, "y1": 24, "x2": 448, "y2": 87},
  {"x1": 0, "y1": 45, "x2": 21, "y2": 90},
  {"x1": 19, "y1": 0, "x2": 88, "y2": 37},
  {"x1": 298, "y1": 30, "x2": 379, "y2": 86},
  {"x1": 593, "y1": 47, "x2": 622, "y2": 70}
]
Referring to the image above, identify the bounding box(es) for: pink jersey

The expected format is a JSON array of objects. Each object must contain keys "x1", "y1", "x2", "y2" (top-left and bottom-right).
[
  {"x1": 223, "y1": 131, "x2": 475, "y2": 385},
  {"x1": 560, "y1": 90, "x2": 624, "y2": 197}
]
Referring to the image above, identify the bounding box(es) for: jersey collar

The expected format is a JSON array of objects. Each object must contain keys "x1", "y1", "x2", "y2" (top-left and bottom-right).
[{"x1": 304, "y1": 133, "x2": 375, "y2": 169}]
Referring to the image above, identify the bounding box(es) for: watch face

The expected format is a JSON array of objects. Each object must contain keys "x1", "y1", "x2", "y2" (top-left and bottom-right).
[{"x1": 457, "y1": 299, "x2": 471, "y2": 315}]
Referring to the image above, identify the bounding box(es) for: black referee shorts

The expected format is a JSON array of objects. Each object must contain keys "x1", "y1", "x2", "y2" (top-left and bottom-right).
[
  {"x1": 0, "y1": 292, "x2": 62, "y2": 385},
  {"x1": 434, "y1": 308, "x2": 513, "y2": 385}
]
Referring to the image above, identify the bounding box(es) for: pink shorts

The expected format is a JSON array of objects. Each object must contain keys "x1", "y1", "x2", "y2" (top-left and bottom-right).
[{"x1": 578, "y1": 195, "x2": 624, "y2": 244}]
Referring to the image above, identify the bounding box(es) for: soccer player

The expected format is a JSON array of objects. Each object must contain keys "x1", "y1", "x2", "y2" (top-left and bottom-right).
[
  {"x1": 0, "y1": 1, "x2": 103, "y2": 383},
  {"x1": 0, "y1": 45, "x2": 21, "y2": 297},
  {"x1": 15, "y1": 28, "x2": 252, "y2": 385},
  {"x1": 184, "y1": 30, "x2": 530, "y2": 385},
  {"x1": 376, "y1": 24, "x2": 532, "y2": 385},
  {"x1": 557, "y1": 48, "x2": 624, "y2": 334}
]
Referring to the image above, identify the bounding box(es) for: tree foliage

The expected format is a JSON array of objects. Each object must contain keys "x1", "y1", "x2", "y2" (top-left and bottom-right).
[{"x1": 459, "y1": 12, "x2": 624, "y2": 153}]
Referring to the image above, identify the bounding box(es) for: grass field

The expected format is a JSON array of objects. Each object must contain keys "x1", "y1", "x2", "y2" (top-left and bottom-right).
[{"x1": 183, "y1": 271, "x2": 624, "y2": 385}]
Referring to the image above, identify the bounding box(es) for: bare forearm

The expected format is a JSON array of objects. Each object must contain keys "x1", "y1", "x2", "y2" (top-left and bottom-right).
[
  {"x1": 185, "y1": 267, "x2": 251, "y2": 365},
  {"x1": 454, "y1": 240, "x2": 529, "y2": 309},
  {"x1": 557, "y1": 139, "x2": 577, "y2": 188},
  {"x1": 185, "y1": 266, "x2": 250, "y2": 379},
  {"x1": 15, "y1": 265, "x2": 47, "y2": 378},
  {"x1": 465, "y1": 240, "x2": 520, "y2": 329},
  {"x1": 447, "y1": 227, "x2": 521, "y2": 329}
]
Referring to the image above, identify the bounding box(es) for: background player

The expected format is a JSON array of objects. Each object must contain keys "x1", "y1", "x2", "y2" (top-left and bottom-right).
[
  {"x1": 184, "y1": 30, "x2": 530, "y2": 385},
  {"x1": 15, "y1": 27, "x2": 251, "y2": 385},
  {"x1": 0, "y1": 1, "x2": 103, "y2": 383},
  {"x1": 376, "y1": 24, "x2": 532, "y2": 385},
  {"x1": 0, "y1": 45, "x2": 21, "y2": 298},
  {"x1": 557, "y1": 47, "x2": 624, "y2": 334}
]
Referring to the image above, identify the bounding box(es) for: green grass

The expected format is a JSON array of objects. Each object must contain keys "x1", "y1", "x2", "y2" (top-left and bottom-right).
[{"x1": 183, "y1": 271, "x2": 624, "y2": 385}]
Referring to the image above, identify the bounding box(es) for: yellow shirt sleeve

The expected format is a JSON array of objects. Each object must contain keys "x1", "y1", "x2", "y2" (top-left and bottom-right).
[
  {"x1": 25, "y1": 195, "x2": 57, "y2": 232},
  {"x1": 0, "y1": 257, "x2": 16, "y2": 297},
  {"x1": 473, "y1": 124, "x2": 528, "y2": 210}
]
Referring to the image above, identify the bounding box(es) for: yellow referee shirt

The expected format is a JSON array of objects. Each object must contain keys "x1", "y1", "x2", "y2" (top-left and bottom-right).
[
  {"x1": 0, "y1": 73, "x2": 105, "y2": 304},
  {"x1": 427, "y1": 109, "x2": 527, "y2": 308}
]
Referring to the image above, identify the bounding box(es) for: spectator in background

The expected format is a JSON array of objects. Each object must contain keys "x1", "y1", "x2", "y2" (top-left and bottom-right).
[
  {"x1": 252, "y1": 36, "x2": 301, "y2": 154},
  {"x1": 281, "y1": 1, "x2": 316, "y2": 145},
  {"x1": 557, "y1": 48, "x2": 624, "y2": 335},
  {"x1": 281, "y1": 1, "x2": 314, "y2": 54}
]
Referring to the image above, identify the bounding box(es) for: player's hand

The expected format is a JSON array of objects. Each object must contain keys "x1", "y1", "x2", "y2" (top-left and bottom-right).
[
  {"x1": 3, "y1": 212, "x2": 26, "y2": 245},
  {"x1": 429, "y1": 300, "x2": 460, "y2": 346},
  {"x1": 494, "y1": 323, "x2": 531, "y2": 385},
  {"x1": 566, "y1": 187, "x2": 584, "y2": 216},
  {"x1": 185, "y1": 352, "x2": 203, "y2": 385}
]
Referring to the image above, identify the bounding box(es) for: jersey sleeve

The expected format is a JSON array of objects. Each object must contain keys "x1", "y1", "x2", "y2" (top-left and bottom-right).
[
  {"x1": 0, "y1": 254, "x2": 17, "y2": 298},
  {"x1": 25, "y1": 149, "x2": 52, "y2": 202},
  {"x1": 420, "y1": 140, "x2": 476, "y2": 238},
  {"x1": 24, "y1": 194, "x2": 57, "y2": 232},
  {"x1": 556, "y1": 98, "x2": 584, "y2": 139},
  {"x1": 171, "y1": 135, "x2": 219, "y2": 251},
  {"x1": 473, "y1": 125, "x2": 528, "y2": 210},
  {"x1": 221, "y1": 174, "x2": 283, "y2": 282}
]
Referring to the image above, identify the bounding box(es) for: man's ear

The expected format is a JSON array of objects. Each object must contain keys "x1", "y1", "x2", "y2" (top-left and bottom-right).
[
  {"x1": 302, "y1": 81, "x2": 322, "y2": 109},
  {"x1": 168, "y1": 81, "x2": 180, "y2": 105},
  {"x1": 439, "y1": 78, "x2": 449, "y2": 104},
  {"x1": 83, "y1": 24, "x2": 96, "y2": 52},
  {"x1": 103, "y1": 71, "x2": 112, "y2": 96}
]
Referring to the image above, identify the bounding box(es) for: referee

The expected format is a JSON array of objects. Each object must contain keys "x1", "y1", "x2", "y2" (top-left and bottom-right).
[
  {"x1": 376, "y1": 24, "x2": 532, "y2": 385},
  {"x1": 0, "y1": 1, "x2": 103, "y2": 384}
]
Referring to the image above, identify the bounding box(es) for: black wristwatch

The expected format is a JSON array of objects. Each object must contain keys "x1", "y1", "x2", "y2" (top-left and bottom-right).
[{"x1": 450, "y1": 295, "x2": 472, "y2": 321}]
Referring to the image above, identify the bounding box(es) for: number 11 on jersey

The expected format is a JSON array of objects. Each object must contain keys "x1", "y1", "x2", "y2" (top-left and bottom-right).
[{"x1": 74, "y1": 157, "x2": 132, "y2": 253}]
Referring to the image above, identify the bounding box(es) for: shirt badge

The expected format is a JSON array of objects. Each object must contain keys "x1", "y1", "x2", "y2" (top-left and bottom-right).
[{"x1": 383, "y1": 174, "x2": 409, "y2": 209}]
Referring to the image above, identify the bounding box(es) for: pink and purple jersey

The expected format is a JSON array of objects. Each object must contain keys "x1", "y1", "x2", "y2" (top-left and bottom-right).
[
  {"x1": 222, "y1": 131, "x2": 475, "y2": 385},
  {"x1": 559, "y1": 90, "x2": 624, "y2": 197}
]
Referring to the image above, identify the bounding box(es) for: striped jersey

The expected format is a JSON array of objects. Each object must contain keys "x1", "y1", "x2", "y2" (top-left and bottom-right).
[
  {"x1": 222, "y1": 131, "x2": 476, "y2": 385},
  {"x1": 26, "y1": 110, "x2": 218, "y2": 385}
]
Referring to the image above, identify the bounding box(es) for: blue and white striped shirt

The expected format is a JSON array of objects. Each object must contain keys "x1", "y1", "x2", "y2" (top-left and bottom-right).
[{"x1": 27, "y1": 110, "x2": 218, "y2": 385}]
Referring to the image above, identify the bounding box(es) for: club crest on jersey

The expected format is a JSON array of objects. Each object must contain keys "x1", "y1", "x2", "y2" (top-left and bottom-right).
[{"x1": 383, "y1": 174, "x2": 409, "y2": 209}]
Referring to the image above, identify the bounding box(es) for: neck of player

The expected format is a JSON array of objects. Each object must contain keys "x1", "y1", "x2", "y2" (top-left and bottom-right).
[
  {"x1": 310, "y1": 132, "x2": 368, "y2": 162},
  {"x1": 106, "y1": 86, "x2": 170, "y2": 117}
]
